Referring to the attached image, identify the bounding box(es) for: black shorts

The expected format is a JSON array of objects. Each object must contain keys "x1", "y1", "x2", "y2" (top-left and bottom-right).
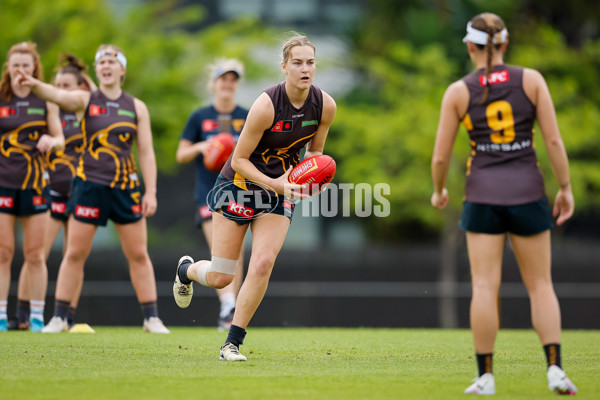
[
  {"x1": 459, "y1": 197, "x2": 554, "y2": 236},
  {"x1": 0, "y1": 186, "x2": 49, "y2": 216},
  {"x1": 68, "y1": 177, "x2": 143, "y2": 226},
  {"x1": 47, "y1": 190, "x2": 70, "y2": 221},
  {"x1": 195, "y1": 202, "x2": 213, "y2": 227},
  {"x1": 207, "y1": 174, "x2": 294, "y2": 226}
]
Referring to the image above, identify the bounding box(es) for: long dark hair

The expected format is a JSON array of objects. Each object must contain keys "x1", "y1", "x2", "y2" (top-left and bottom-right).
[{"x1": 55, "y1": 53, "x2": 92, "y2": 90}]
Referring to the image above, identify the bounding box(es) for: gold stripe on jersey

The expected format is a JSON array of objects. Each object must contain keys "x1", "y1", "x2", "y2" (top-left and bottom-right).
[
  {"x1": 84, "y1": 121, "x2": 137, "y2": 188},
  {"x1": 45, "y1": 133, "x2": 84, "y2": 178},
  {"x1": 233, "y1": 172, "x2": 248, "y2": 190},
  {"x1": 260, "y1": 132, "x2": 317, "y2": 172},
  {"x1": 1, "y1": 121, "x2": 48, "y2": 193}
]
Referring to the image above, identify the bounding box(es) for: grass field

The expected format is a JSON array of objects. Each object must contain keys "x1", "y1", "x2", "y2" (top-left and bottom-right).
[{"x1": 1, "y1": 328, "x2": 598, "y2": 400}]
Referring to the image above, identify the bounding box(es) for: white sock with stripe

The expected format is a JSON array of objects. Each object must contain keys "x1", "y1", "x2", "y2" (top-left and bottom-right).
[
  {"x1": 0, "y1": 300, "x2": 7, "y2": 321},
  {"x1": 30, "y1": 300, "x2": 45, "y2": 322}
]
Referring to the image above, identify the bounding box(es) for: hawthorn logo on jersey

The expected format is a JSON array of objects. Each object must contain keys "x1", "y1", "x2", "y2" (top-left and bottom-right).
[
  {"x1": 51, "y1": 201, "x2": 67, "y2": 214},
  {"x1": 202, "y1": 119, "x2": 220, "y2": 132},
  {"x1": 75, "y1": 205, "x2": 100, "y2": 219},
  {"x1": 272, "y1": 120, "x2": 293, "y2": 132},
  {"x1": 479, "y1": 70, "x2": 510, "y2": 86},
  {"x1": 0, "y1": 196, "x2": 14, "y2": 208},
  {"x1": 227, "y1": 201, "x2": 255, "y2": 219}
]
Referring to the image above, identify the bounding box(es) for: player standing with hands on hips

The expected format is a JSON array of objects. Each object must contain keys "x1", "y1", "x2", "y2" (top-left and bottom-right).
[
  {"x1": 176, "y1": 58, "x2": 248, "y2": 331},
  {"x1": 173, "y1": 33, "x2": 336, "y2": 361},
  {"x1": 16, "y1": 44, "x2": 169, "y2": 334},
  {"x1": 0, "y1": 42, "x2": 64, "y2": 332},
  {"x1": 431, "y1": 13, "x2": 577, "y2": 395}
]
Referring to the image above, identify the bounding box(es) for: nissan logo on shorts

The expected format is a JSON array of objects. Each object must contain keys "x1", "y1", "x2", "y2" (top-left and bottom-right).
[{"x1": 207, "y1": 180, "x2": 280, "y2": 221}]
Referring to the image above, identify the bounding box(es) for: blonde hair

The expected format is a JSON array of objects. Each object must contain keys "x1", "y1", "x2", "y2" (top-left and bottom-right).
[
  {"x1": 95, "y1": 44, "x2": 127, "y2": 83},
  {"x1": 281, "y1": 33, "x2": 315, "y2": 64},
  {"x1": 469, "y1": 13, "x2": 508, "y2": 104},
  {"x1": 0, "y1": 41, "x2": 44, "y2": 102},
  {"x1": 206, "y1": 57, "x2": 244, "y2": 92}
]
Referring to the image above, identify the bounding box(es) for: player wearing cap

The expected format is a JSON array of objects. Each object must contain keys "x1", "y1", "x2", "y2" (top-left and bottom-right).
[
  {"x1": 16, "y1": 44, "x2": 170, "y2": 334},
  {"x1": 175, "y1": 58, "x2": 248, "y2": 330}
]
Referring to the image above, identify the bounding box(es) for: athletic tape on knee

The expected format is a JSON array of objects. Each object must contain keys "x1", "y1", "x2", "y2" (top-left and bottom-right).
[{"x1": 209, "y1": 256, "x2": 238, "y2": 275}]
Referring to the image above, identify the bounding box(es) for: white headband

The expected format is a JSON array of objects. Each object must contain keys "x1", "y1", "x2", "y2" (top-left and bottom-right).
[
  {"x1": 94, "y1": 50, "x2": 127, "y2": 68},
  {"x1": 462, "y1": 22, "x2": 508, "y2": 45}
]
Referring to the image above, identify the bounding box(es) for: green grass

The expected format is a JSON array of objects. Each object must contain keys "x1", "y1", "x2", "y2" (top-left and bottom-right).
[{"x1": 1, "y1": 328, "x2": 598, "y2": 399}]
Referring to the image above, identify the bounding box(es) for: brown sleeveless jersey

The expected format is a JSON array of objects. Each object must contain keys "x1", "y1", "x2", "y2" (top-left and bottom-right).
[
  {"x1": 0, "y1": 93, "x2": 49, "y2": 192},
  {"x1": 46, "y1": 109, "x2": 84, "y2": 195},
  {"x1": 222, "y1": 83, "x2": 323, "y2": 190},
  {"x1": 461, "y1": 65, "x2": 546, "y2": 205},
  {"x1": 77, "y1": 90, "x2": 139, "y2": 189}
]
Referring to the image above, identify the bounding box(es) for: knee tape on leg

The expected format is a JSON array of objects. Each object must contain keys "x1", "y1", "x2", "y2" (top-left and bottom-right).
[
  {"x1": 209, "y1": 256, "x2": 238, "y2": 275},
  {"x1": 196, "y1": 257, "x2": 238, "y2": 287}
]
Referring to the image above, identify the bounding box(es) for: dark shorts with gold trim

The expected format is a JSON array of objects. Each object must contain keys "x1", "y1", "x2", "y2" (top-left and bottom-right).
[
  {"x1": 459, "y1": 197, "x2": 554, "y2": 236},
  {"x1": 207, "y1": 174, "x2": 294, "y2": 226},
  {"x1": 0, "y1": 186, "x2": 49, "y2": 216},
  {"x1": 68, "y1": 177, "x2": 143, "y2": 226}
]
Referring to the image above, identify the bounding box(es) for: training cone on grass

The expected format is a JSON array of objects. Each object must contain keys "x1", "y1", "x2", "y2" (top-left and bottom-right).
[{"x1": 69, "y1": 323, "x2": 95, "y2": 333}]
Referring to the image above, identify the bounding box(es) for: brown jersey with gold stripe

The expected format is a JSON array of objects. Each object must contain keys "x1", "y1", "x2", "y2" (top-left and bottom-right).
[
  {"x1": 222, "y1": 82, "x2": 323, "y2": 190},
  {"x1": 461, "y1": 65, "x2": 546, "y2": 205},
  {"x1": 45, "y1": 109, "x2": 84, "y2": 195},
  {"x1": 0, "y1": 93, "x2": 49, "y2": 193},
  {"x1": 77, "y1": 90, "x2": 139, "y2": 189}
]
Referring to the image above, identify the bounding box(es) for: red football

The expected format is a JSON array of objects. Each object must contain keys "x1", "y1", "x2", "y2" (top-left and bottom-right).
[
  {"x1": 204, "y1": 132, "x2": 236, "y2": 172},
  {"x1": 288, "y1": 154, "x2": 336, "y2": 195}
]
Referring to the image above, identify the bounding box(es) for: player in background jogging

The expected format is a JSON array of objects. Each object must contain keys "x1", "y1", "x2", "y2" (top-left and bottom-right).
[
  {"x1": 431, "y1": 12, "x2": 577, "y2": 395},
  {"x1": 0, "y1": 41, "x2": 64, "y2": 332},
  {"x1": 17, "y1": 44, "x2": 169, "y2": 334},
  {"x1": 176, "y1": 58, "x2": 248, "y2": 331}
]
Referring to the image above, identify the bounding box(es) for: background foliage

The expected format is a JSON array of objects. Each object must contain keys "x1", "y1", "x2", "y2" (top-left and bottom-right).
[{"x1": 1, "y1": 0, "x2": 598, "y2": 240}]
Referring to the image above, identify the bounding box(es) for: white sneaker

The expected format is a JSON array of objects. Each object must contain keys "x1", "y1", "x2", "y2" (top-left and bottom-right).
[
  {"x1": 42, "y1": 316, "x2": 68, "y2": 333},
  {"x1": 464, "y1": 373, "x2": 495, "y2": 395},
  {"x1": 143, "y1": 317, "x2": 170, "y2": 334},
  {"x1": 547, "y1": 365, "x2": 577, "y2": 395},
  {"x1": 219, "y1": 342, "x2": 247, "y2": 361},
  {"x1": 173, "y1": 256, "x2": 194, "y2": 308}
]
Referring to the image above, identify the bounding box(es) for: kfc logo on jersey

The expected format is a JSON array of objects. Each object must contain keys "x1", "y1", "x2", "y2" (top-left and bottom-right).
[
  {"x1": 131, "y1": 204, "x2": 142, "y2": 214},
  {"x1": 32, "y1": 196, "x2": 46, "y2": 206},
  {"x1": 272, "y1": 120, "x2": 293, "y2": 132},
  {"x1": 479, "y1": 70, "x2": 510, "y2": 86},
  {"x1": 89, "y1": 104, "x2": 108, "y2": 116},
  {"x1": 202, "y1": 119, "x2": 220, "y2": 132},
  {"x1": 227, "y1": 201, "x2": 255, "y2": 219},
  {"x1": 0, "y1": 196, "x2": 14, "y2": 208},
  {"x1": 75, "y1": 205, "x2": 100, "y2": 219},
  {"x1": 51, "y1": 201, "x2": 66, "y2": 214}
]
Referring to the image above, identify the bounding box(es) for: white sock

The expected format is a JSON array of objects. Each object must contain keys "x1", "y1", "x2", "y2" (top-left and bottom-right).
[
  {"x1": 0, "y1": 300, "x2": 7, "y2": 320},
  {"x1": 219, "y1": 292, "x2": 236, "y2": 318},
  {"x1": 30, "y1": 300, "x2": 45, "y2": 322}
]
